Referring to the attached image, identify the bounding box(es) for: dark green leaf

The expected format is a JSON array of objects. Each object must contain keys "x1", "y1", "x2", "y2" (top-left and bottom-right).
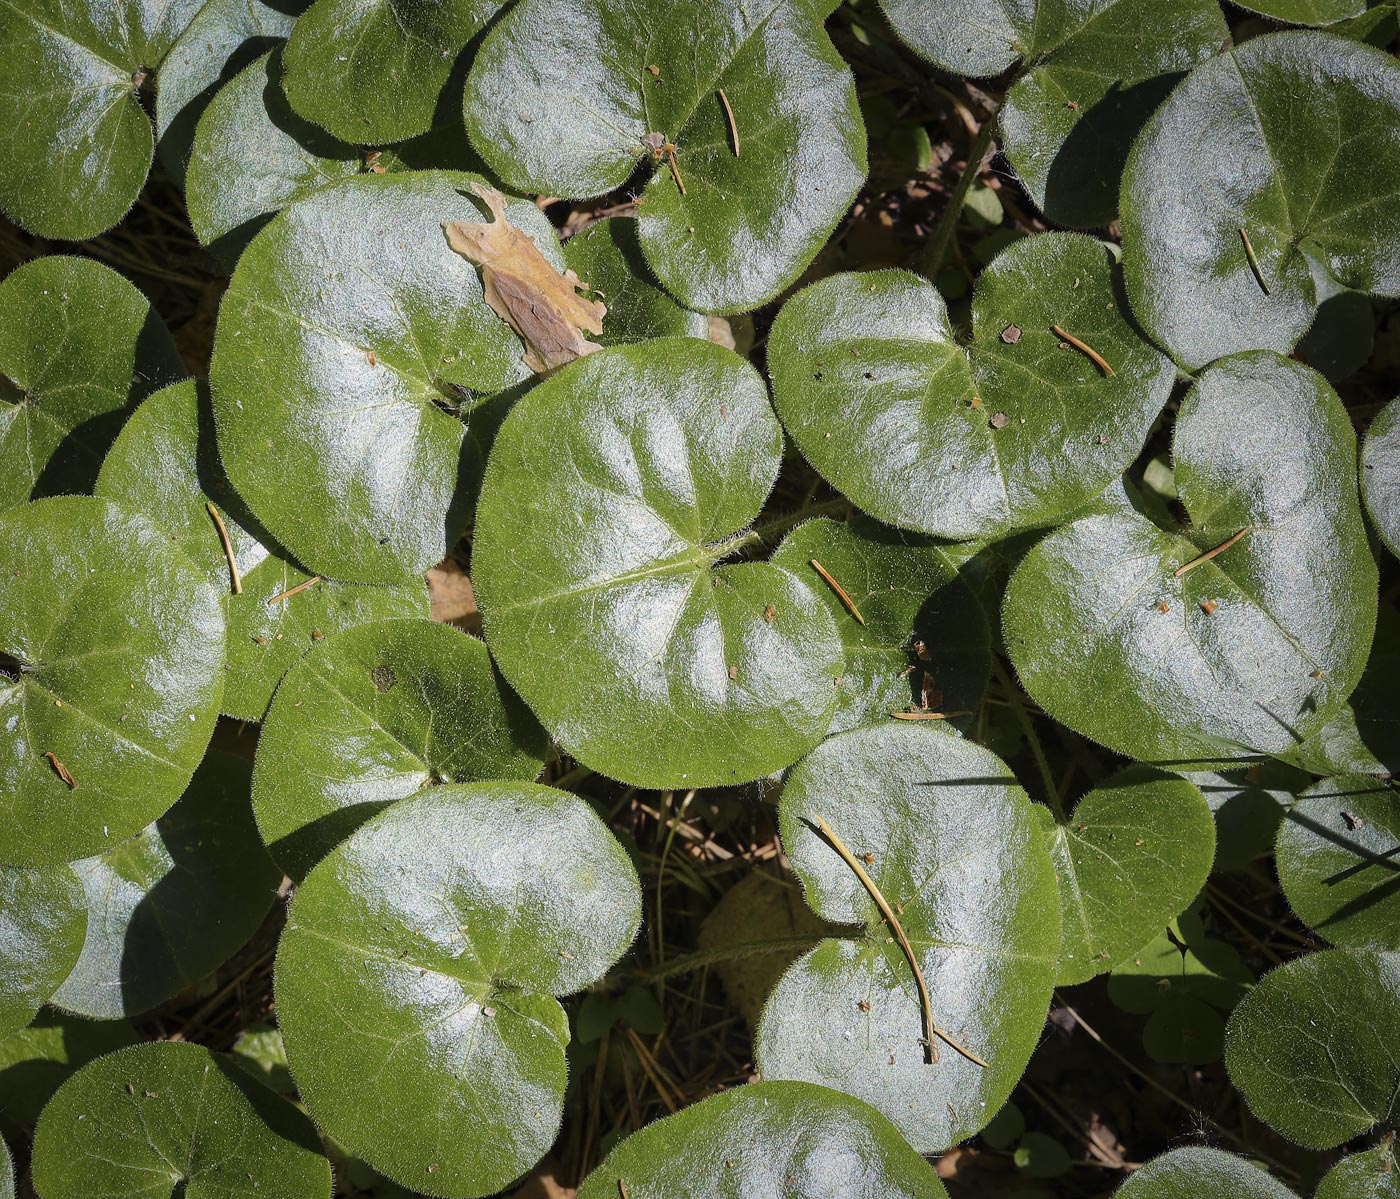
[
  {"x1": 1190, "y1": 767, "x2": 1294, "y2": 872},
  {"x1": 1004, "y1": 352, "x2": 1377, "y2": 767},
  {"x1": 251, "y1": 617, "x2": 548, "y2": 879},
  {"x1": 1297, "y1": 288, "x2": 1375, "y2": 382},
  {"x1": 50, "y1": 751, "x2": 279, "y2": 1018},
  {"x1": 31, "y1": 1041, "x2": 332, "y2": 1198},
  {"x1": 1363, "y1": 396, "x2": 1400, "y2": 560},
  {"x1": 275, "y1": 783, "x2": 642, "y2": 1197},
  {"x1": 230, "y1": 1024, "x2": 295, "y2": 1094},
  {"x1": 1225, "y1": 948, "x2": 1400, "y2": 1147},
  {"x1": 462, "y1": 0, "x2": 867, "y2": 312},
  {"x1": 574, "y1": 1081, "x2": 949, "y2": 1199},
  {"x1": 0, "y1": 1015, "x2": 140, "y2": 1138},
  {"x1": 756, "y1": 723, "x2": 1060, "y2": 1153},
  {"x1": 1232, "y1": 0, "x2": 1365, "y2": 23},
  {"x1": 0, "y1": 863, "x2": 85, "y2": 1039},
  {"x1": 0, "y1": 256, "x2": 181, "y2": 511},
  {"x1": 1114, "y1": 1147, "x2": 1300, "y2": 1198},
  {"x1": 1121, "y1": 31, "x2": 1400, "y2": 370},
  {"x1": 1317, "y1": 1146, "x2": 1400, "y2": 1199},
  {"x1": 474, "y1": 338, "x2": 844, "y2": 790},
  {"x1": 0, "y1": 1135, "x2": 10, "y2": 1199},
  {"x1": 0, "y1": 497, "x2": 225, "y2": 867},
  {"x1": 767, "y1": 237, "x2": 1174, "y2": 540}
]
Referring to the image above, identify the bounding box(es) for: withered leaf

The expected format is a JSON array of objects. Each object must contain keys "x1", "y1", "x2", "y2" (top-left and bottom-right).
[{"x1": 444, "y1": 182, "x2": 606, "y2": 373}]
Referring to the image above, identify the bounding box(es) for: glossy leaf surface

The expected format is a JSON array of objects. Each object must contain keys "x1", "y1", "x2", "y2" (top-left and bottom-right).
[
  {"x1": 768, "y1": 237, "x2": 1174, "y2": 540},
  {"x1": 463, "y1": 0, "x2": 867, "y2": 312},
  {"x1": 756, "y1": 723, "x2": 1060, "y2": 1153},
  {"x1": 275, "y1": 783, "x2": 642, "y2": 1197},
  {"x1": 1363, "y1": 396, "x2": 1400, "y2": 560},
  {"x1": 1004, "y1": 353, "x2": 1377, "y2": 766},
  {"x1": 1233, "y1": 0, "x2": 1365, "y2": 22},
  {"x1": 0, "y1": 497, "x2": 225, "y2": 868},
  {"x1": 51, "y1": 752, "x2": 279, "y2": 1018},
  {"x1": 1115, "y1": 1147, "x2": 1299, "y2": 1198},
  {"x1": 575, "y1": 1081, "x2": 950, "y2": 1199},
  {"x1": 0, "y1": 864, "x2": 85, "y2": 1039},
  {"x1": 252, "y1": 618, "x2": 548, "y2": 879},
  {"x1": 474, "y1": 338, "x2": 844, "y2": 789},
  {"x1": 1122, "y1": 31, "x2": 1400, "y2": 370}
]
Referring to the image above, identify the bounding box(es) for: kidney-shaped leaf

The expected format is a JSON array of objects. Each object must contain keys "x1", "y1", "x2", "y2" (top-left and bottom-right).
[
  {"x1": 1363, "y1": 396, "x2": 1400, "y2": 560},
  {"x1": 1004, "y1": 352, "x2": 1377, "y2": 767},
  {"x1": 575, "y1": 1080, "x2": 949, "y2": 1199},
  {"x1": 1317, "y1": 1146, "x2": 1400, "y2": 1199},
  {"x1": 32, "y1": 1041, "x2": 331, "y2": 1198},
  {"x1": 211, "y1": 172, "x2": 546, "y2": 584},
  {"x1": 1122, "y1": 31, "x2": 1400, "y2": 370},
  {"x1": 1276, "y1": 777, "x2": 1400, "y2": 950},
  {"x1": 252, "y1": 618, "x2": 548, "y2": 880},
  {"x1": 1043, "y1": 767, "x2": 1215, "y2": 986},
  {"x1": 0, "y1": 497, "x2": 225, "y2": 868},
  {"x1": 275, "y1": 783, "x2": 642, "y2": 1197},
  {"x1": 51, "y1": 752, "x2": 279, "y2": 1019},
  {"x1": 755, "y1": 722, "x2": 1061, "y2": 1153},
  {"x1": 768, "y1": 236, "x2": 1174, "y2": 541},
  {"x1": 769, "y1": 517, "x2": 990, "y2": 735},
  {"x1": 1225, "y1": 948, "x2": 1400, "y2": 1148},
  {"x1": 0, "y1": 257, "x2": 181, "y2": 511},
  {"x1": 1114, "y1": 1147, "x2": 1300, "y2": 1199},
  {"x1": 0, "y1": 864, "x2": 85, "y2": 1040},
  {"x1": 475, "y1": 338, "x2": 843, "y2": 789},
  {"x1": 96, "y1": 380, "x2": 428, "y2": 721},
  {"x1": 463, "y1": 0, "x2": 866, "y2": 313}
]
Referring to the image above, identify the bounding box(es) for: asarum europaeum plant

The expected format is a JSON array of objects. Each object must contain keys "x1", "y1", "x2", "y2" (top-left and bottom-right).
[{"x1": 0, "y1": 1, "x2": 1398, "y2": 1197}]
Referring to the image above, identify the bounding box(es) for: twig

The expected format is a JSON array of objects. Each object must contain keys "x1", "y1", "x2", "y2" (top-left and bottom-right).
[
  {"x1": 206, "y1": 502, "x2": 243, "y2": 594},
  {"x1": 812, "y1": 814, "x2": 988, "y2": 1068},
  {"x1": 666, "y1": 146, "x2": 687, "y2": 195},
  {"x1": 810, "y1": 559, "x2": 866, "y2": 625},
  {"x1": 891, "y1": 710, "x2": 972, "y2": 721},
  {"x1": 42, "y1": 751, "x2": 76, "y2": 789},
  {"x1": 267, "y1": 576, "x2": 322, "y2": 605},
  {"x1": 1051, "y1": 325, "x2": 1116, "y2": 377},
  {"x1": 717, "y1": 88, "x2": 740, "y2": 157},
  {"x1": 1239, "y1": 227, "x2": 1271, "y2": 296},
  {"x1": 1173, "y1": 528, "x2": 1248, "y2": 578}
]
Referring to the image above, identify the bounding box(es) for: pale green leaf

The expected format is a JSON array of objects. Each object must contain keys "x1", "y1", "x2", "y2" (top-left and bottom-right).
[
  {"x1": 0, "y1": 1015, "x2": 140, "y2": 1139},
  {"x1": 1363, "y1": 396, "x2": 1400, "y2": 560},
  {"x1": 1317, "y1": 1146, "x2": 1400, "y2": 1199}
]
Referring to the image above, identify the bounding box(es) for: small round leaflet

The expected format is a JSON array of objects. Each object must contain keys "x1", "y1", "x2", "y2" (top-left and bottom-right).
[{"x1": 1115, "y1": 1146, "x2": 1301, "y2": 1199}]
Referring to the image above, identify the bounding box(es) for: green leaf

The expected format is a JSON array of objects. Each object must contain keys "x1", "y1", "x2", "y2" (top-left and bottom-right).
[
  {"x1": 154, "y1": 0, "x2": 305, "y2": 186},
  {"x1": 251, "y1": 617, "x2": 548, "y2": 879},
  {"x1": 0, "y1": 497, "x2": 225, "y2": 868},
  {"x1": 0, "y1": 0, "x2": 205, "y2": 238},
  {"x1": 283, "y1": 0, "x2": 505, "y2": 144},
  {"x1": 31, "y1": 1041, "x2": 332, "y2": 1198},
  {"x1": 1113, "y1": 1147, "x2": 1300, "y2": 1198},
  {"x1": 1276, "y1": 777, "x2": 1400, "y2": 949},
  {"x1": 95, "y1": 380, "x2": 428, "y2": 722},
  {"x1": 1041, "y1": 767, "x2": 1215, "y2": 986},
  {"x1": 755, "y1": 723, "x2": 1061, "y2": 1153},
  {"x1": 462, "y1": 0, "x2": 867, "y2": 312},
  {"x1": 210, "y1": 172, "x2": 545, "y2": 584},
  {"x1": 767, "y1": 237, "x2": 1174, "y2": 540},
  {"x1": 230, "y1": 1024, "x2": 295, "y2": 1094},
  {"x1": 1317, "y1": 1146, "x2": 1400, "y2": 1199},
  {"x1": 474, "y1": 338, "x2": 844, "y2": 790},
  {"x1": 1363, "y1": 396, "x2": 1400, "y2": 560},
  {"x1": 50, "y1": 751, "x2": 279, "y2": 1019},
  {"x1": 1121, "y1": 31, "x2": 1400, "y2": 371},
  {"x1": 0, "y1": 256, "x2": 181, "y2": 511},
  {"x1": 1231, "y1": 1, "x2": 1366, "y2": 23},
  {"x1": 0, "y1": 1015, "x2": 140, "y2": 1138},
  {"x1": 1004, "y1": 352, "x2": 1377, "y2": 767},
  {"x1": 275, "y1": 783, "x2": 642, "y2": 1197},
  {"x1": 0, "y1": 1135, "x2": 10, "y2": 1199},
  {"x1": 1190, "y1": 767, "x2": 1294, "y2": 872},
  {"x1": 574, "y1": 1081, "x2": 949, "y2": 1199},
  {"x1": 769, "y1": 517, "x2": 990, "y2": 735},
  {"x1": 561, "y1": 221, "x2": 710, "y2": 345},
  {"x1": 1225, "y1": 948, "x2": 1400, "y2": 1148},
  {"x1": 0, "y1": 863, "x2": 85, "y2": 1039},
  {"x1": 1014, "y1": 1132, "x2": 1072, "y2": 1179}
]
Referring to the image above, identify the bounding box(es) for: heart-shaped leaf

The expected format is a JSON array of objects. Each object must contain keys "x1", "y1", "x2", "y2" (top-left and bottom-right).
[
  {"x1": 1276, "y1": 777, "x2": 1400, "y2": 950},
  {"x1": 0, "y1": 864, "x2": 85, "y2": 1039},
  {"x1": 210, "y1": 171, "x2": 546, "y2": 584},
  {"x1": 282, "y1": 0, "x2": 505, "y2": 144},
  {"x1": 50, "y1": 751, "x2": 279, "y2": 1019},
  {"x1": 1004, "y1": 352, "x2": 1377, "y2": 767},
  {"x1": 1041, "y1": 767, "x2": 1215, "y2": 985},
  {"x1": 767, "y1": 235, "x2": 1174, "y2": 540},
  {"x1": 1113, "y1": 1147, "x2": 1300, "y2": 1198},
  {"x1": 755, "y1": 722, "x2": 1060, "y2": 1153},
  {"x1": 1232, "y1": 1, "x2": 1366, "y2": 23},
  {"x1": 0, "y1": 0, "x2": 206, "y2": 238},
  {"x1": 0, "y1": 1015, "x2": 140, "y2": 1138},
  {"x1": 474, "y1": 338, "x2": 844, "y2": 789},
  {"x1": 1317, "y1": 1146, "x2": 1400, "y2": 1199},
  {"x1": 769, "y1": 516, "x2": 991, "y2": 734},
  {"x1": 0, "y1": 256, "x2": 181, "y2": 511},
  {"x1": 31, "y1": 1041, "x2": 332, "y2": 1198},
  {"x1": 96, "y1": 380, "x2": 428, "y2": 722},
  {"x1": 1225, "y1": 948, "x2": 1400, "y2": 1148},
  {"x1": 275, "y1": 783, "x2": 642, "y2": 1197},
  {"x1": 1363, "y1": 396, "x2": 1400, "y2": 560},
  {"x1": 1121, "y1": 31, "x2": 1400, "y2": 370},
  {"x1": 0, "y1": 497, "x2": 225, "y2": 868},
  {"x1": 252, "y1": 617, "x2": 548, "y2": 879},
  {"x1": 462, "y1": 0, "x2": 867, "y2": 313},
  {"x1": 574, "y1": 1081, "x2": 950, "y2": 1199}
]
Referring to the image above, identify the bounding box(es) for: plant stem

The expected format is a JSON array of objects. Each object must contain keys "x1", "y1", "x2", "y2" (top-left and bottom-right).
[
  {"x1": 637, "y1": 934, "x2": 827, "y2": 982},
  {"x1": 993, "y1": 658, "x2": 1064, "y2": 820},
  {"x1": 917, "y1": 106, "x2": 999, "y2": 280}
]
